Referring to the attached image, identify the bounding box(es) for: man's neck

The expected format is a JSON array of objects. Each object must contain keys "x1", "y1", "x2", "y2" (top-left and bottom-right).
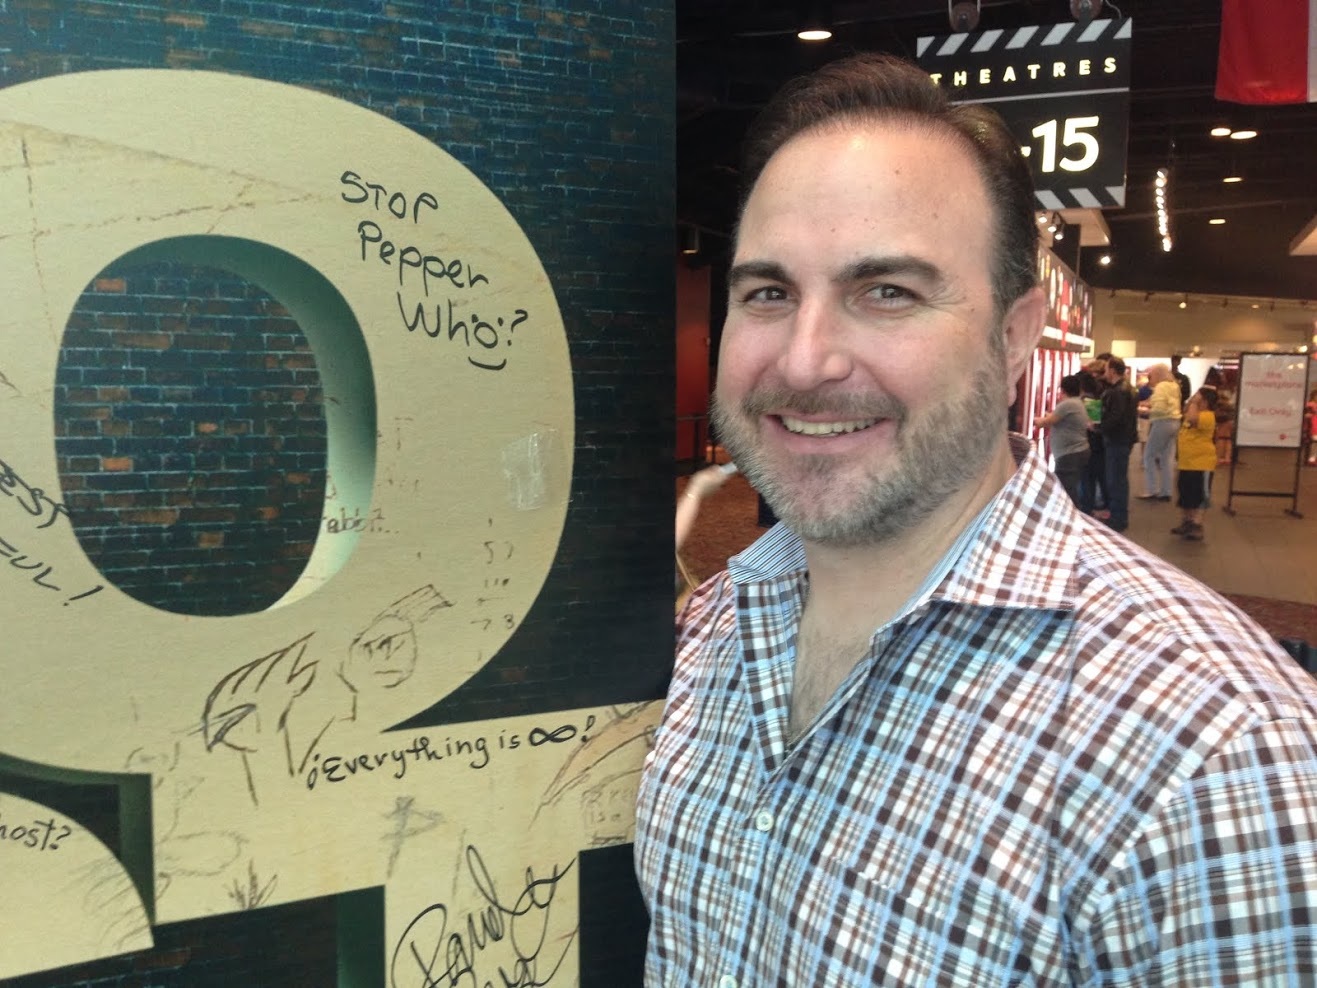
[{"x1": 797, "y1": 436, "x2": 1017, "y2": 633}]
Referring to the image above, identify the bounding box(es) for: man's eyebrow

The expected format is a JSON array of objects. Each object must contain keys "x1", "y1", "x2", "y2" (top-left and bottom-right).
[
  {"x1": 727, "y1": 256, "x2": 947, "y2": 289},
  {"x1": 837, "y1": 255, "x2": 944, "y2": 285},
  {"x1": 727, "y1": 260, "x2": 790, "y2": 287}
]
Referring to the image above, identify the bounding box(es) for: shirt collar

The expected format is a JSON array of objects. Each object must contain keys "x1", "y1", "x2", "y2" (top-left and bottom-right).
[{"x1": 728, "y1": 434, "x2": 1081, "y2": 614}]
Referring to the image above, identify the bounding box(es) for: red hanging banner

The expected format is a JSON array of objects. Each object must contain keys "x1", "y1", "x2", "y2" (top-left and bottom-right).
[{"x1": 1216, "y1": 0, "x2": 1317, "y2": 104}]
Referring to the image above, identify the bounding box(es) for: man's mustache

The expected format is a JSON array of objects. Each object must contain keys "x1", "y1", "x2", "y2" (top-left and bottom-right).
[{"x1": 737, "y1": 387, "x2": 907, "y2": 423}]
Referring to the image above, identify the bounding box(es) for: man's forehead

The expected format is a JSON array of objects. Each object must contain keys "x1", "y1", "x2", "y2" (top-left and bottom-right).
[
  {"x1": 733, "y1": 118, "x2": 991, "y2": 265},
  {"x1": 736, "y1": 117, "x2": 987, "y2": 234},
  {"x1": 754, "y1": 114, "x2": 974, "y2": 186}
]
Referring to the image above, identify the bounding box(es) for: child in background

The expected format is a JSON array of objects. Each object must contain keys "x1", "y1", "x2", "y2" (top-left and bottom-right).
[
  {"x1": 1033, "y1": 374, "x2": 1090, "y2": 507},
  {"x1": 1173, "y1": 388, "x2": 1217, "y2": 542}
]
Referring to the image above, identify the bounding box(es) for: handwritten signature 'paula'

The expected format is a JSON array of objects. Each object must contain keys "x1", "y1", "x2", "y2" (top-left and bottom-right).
[{"x1": 391, "y1": 844, "x2": 573, "y2": 988}]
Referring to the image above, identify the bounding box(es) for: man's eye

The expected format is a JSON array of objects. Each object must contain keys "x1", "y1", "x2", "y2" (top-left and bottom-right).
[
  {"x1": 742, "y1": 285, "x2": 789, "y2": 304},
  {"x1": 867, "y1": 284, "x2": 914, "y2": 302}
]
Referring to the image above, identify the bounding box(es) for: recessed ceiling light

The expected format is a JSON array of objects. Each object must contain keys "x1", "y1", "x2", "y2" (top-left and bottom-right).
[
  {"x1": 1229, "y1": 129, "x2": 1258, "y2": 140},
  {"x1": 1210, "y1": 126, "x2": 1232, "y2": 137},
  {"x1": 1223, "y1": 175, "x2": 1243, "y2": 183},
  {"x1": 797, "y1": 28, "x2": 832, "y2": 41},
  {"x1": 1209, "y1": 218, "x2": 1227, "y2": 225},
  {"x1": 1098, "y1": 254, "x2": 1112, "y2": 266}
]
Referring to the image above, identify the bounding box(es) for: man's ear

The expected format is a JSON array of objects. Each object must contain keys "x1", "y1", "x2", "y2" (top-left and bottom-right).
[{"x1": 1000, "y1": 285, "x2": 1048, "y2": 388}]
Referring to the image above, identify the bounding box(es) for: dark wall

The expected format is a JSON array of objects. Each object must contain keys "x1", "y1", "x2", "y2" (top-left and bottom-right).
[{"x1": 0, "y1": 1, "x2": 674, "y2": 984}]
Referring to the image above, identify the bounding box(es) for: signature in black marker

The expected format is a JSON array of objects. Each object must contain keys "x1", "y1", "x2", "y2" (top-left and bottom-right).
[{"x1": 391, "y1": 844, "x2": 574, "y2": 988}]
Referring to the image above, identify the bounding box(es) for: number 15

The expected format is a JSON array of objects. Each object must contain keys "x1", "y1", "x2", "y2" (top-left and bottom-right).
[{"x1": 1031, "y1": 116, "x2": 1100, "y2": 173}]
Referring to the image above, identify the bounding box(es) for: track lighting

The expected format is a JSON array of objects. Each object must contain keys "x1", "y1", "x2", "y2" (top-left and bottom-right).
[
  {"x1": 797, "y1": 1, "x2": 832, "y2": 41},
  {"x1": 949, "y1": 0, "x2": 980, "y2": 32},
  {"x1": 680, "y1": 225, "x2": 700, "y2": 255},
  {"x1": 1155, "y1": 167, "x2": 1172, "y2": 252},
  {"x1": 1069, "y1": 0, "x2": 1103, "y2": 25}
]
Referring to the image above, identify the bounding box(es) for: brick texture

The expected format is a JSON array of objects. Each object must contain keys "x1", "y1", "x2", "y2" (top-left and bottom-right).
[
  {"x1": 0, "y1": 0, "x2": 674, "y2": 984},
  {"x1": 56, "y1": 262, "x2": 326, "y2": 616}
]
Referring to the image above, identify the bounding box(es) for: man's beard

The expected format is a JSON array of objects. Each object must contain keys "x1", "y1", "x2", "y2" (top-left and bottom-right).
[{"x1": 712, "y1": 344, "x2": 1007, "y2": 547}]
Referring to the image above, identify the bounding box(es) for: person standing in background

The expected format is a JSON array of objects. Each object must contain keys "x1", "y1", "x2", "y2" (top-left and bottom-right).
[
  {"x1": 1137, "y1": 362, "x2": 1181, "y2": 501},
  {"x1": 1099, "y1": 356, "x2": 1138, "y2": 531},
  {"x1": 1173, "y1": 387, "x2": 1218, "y2": 541},
  {"x1": 676, "y1": 462, "x2": 738, "y2": 610},
  {"x1": 1033, "y1": 373, "x2": 1089, "y2": 506},
  {"x1": 676, "y1": 462, "x2": 737, "y2": 553},
  {"x1": 1214, "y1": 383, "x2": 1236, "y2": 466},
  {"x1": 1079, "y1": 364, "x2": 1106, "y2": 516},
  {"x1": 1305, "y1": 387, "x2": 1317, "y2": 466},
  {"x1": 1170, "y1": 353, "x2": 1192, "y2": 409},
  {"x1": 1135, "y1": 371, "x2": 1152, "y2": 403}
]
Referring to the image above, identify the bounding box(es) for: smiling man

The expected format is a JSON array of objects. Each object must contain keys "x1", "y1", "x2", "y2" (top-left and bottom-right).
[{"x1": 636, "y1": 54, "x2": 1317, "y2": 986}]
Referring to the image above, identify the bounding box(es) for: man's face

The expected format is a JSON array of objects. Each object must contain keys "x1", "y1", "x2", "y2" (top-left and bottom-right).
[{"x1": 712, "y1": 119, "x2": 1041, "y2": 546}]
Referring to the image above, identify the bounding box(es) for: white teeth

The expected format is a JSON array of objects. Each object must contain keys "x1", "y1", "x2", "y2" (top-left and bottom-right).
[{"x1": 779, "y1": 415, "x2": 879, "y2": 436}]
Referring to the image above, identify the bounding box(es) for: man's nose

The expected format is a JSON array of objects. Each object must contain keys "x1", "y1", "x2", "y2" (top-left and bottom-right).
[{"x1": 776, "y1": 300, "x2": 854, "y2": 391}]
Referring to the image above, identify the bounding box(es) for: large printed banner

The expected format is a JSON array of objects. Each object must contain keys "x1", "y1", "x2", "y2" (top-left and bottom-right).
[
  {"x1": 1235, "y1": 352, "x2": 1311, "y2": 447},
  {"x1": 0, "y1": 70, "x2": 659, "y2": 983},
  {"x1": 1217, "y1": 0, "x2": 1317, "y2": 105},
  {"x1": 917, "y1": 19, "x2": 1133, "y2": 210}
]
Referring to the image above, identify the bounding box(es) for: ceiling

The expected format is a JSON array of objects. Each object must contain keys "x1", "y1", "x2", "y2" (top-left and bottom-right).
[{"x1": 677, "y1": 0, "x2": 1317, "y2": 303}]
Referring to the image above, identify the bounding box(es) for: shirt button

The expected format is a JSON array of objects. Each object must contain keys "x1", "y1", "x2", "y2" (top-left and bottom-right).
[
  {"x1": 718, "y1": 977, "x2": 738, "y2": 988},
  {"x1": 753, "y1": 810, "x2": 774, "y2": 833}
]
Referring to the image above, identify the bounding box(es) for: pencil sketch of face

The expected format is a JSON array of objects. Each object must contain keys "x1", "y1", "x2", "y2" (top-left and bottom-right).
[{"x1": 345, "y1": 614, "x2": 418, "y2": 690}]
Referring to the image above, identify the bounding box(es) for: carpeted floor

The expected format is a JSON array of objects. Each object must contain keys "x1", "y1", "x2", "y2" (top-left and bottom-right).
[{"x1": 678, "y1": 471, "x2": 1317, "y2": 647}]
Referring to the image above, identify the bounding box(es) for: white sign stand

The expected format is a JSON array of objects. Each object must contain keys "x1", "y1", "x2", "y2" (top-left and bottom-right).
[{"x1": 1224, "y1": 352, "x2": 1311, "y2": 518}]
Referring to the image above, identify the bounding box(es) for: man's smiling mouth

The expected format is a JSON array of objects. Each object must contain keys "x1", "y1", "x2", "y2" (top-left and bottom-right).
[{"x1": 778, "y1": 415, "x2": 881, "y2": 436}]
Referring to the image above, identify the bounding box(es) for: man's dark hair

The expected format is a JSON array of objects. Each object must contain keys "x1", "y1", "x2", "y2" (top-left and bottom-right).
[
  {"x1": 1106, "y1": 355, "x2": 1127, "y2": 376},
  {"x1": 738, "y1": 53, "x2": 1038, "y2": 317},
  {"x1": 1060, "y1": 374, "x2": 1082, "y2": 397}
]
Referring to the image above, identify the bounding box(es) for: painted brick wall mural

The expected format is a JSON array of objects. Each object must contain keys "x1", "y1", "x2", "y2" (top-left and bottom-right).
[{"x1": 0, "y1": 2, "x2": 674, "y2": 985}]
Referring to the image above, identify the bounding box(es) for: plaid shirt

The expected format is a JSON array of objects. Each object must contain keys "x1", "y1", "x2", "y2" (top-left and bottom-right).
[{"x1": 636, "y1": 436, "x2": 1317, "y2": 986}]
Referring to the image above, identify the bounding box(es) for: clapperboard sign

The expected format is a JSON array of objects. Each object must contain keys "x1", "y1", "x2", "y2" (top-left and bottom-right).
[{"x1": 917, "y1": 19, "x2": 1132, "y2": 210}]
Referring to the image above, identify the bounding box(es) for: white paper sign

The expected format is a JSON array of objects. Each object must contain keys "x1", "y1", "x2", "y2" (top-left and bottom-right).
[{"x1": 1235, "y1": 353, "x2": 1310, "y2": 448}]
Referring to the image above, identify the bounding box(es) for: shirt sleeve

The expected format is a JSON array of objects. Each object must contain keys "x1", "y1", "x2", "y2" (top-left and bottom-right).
[{"x1": 1071, "y1": 716, "x2": 1317, "y2": 985}]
